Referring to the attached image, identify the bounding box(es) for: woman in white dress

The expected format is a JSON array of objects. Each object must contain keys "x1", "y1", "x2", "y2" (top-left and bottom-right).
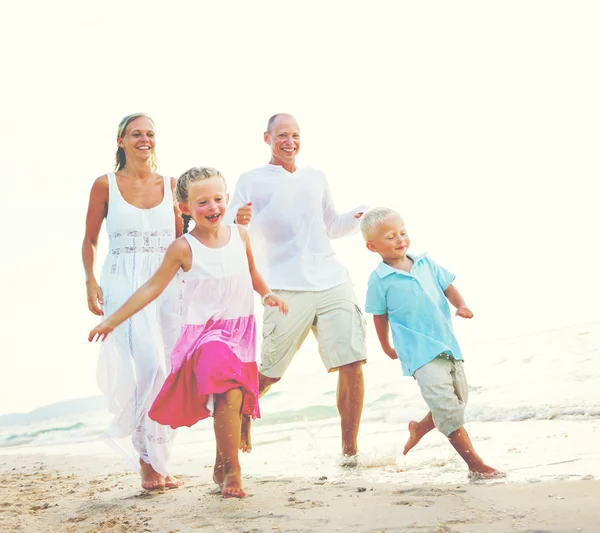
[{"x1": 82, "y1": 113, "x2": 183, "y2": 490}]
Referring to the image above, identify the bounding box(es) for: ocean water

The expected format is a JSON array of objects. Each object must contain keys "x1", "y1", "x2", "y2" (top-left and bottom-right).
[{"x1": 2, "y1": 321, "x2": 599, "y2": 485}]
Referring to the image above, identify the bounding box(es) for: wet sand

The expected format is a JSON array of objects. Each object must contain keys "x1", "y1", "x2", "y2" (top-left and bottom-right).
[{"x1": 1, "y1": 453, "x2": 598, "y2": 533}]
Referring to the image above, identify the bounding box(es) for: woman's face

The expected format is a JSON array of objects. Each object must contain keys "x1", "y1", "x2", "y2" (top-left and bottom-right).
[{"x1": 118, "y1": 116, "x2": 156, "y2": 165}]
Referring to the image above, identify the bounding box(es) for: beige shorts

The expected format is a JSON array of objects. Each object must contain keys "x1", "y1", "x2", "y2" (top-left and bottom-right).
[
  {"x1": 413, "y1": 354, "x2": 468, "y2": 437},
  {"x1": 260, "y1": 281, "x2": 367, "y2": 378}
]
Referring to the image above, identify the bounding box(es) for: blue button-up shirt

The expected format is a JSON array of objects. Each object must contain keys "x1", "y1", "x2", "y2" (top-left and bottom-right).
[{"x1": 365, "y1": 254, "x2": 463, "y2": 376}]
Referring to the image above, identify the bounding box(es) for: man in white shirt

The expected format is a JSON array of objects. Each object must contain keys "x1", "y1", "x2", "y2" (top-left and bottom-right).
[{"x1": 229, "y1": 113, "x2": 368, "y2": 462}]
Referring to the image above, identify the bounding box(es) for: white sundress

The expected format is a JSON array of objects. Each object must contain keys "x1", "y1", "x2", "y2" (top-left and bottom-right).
[{"x1": 96, "y1": 172, "x2": 181, "y2": 478}]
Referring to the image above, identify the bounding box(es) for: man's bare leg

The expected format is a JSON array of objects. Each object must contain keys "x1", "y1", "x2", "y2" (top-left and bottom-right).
[
  {"x1": 403, "y1": 411, "x2": 435, "y2": 455},
  {"x1": 240, "y1": 374, "x2": 280, "y2": 453},
  {"x1": 139, "y1": 458, "x2": 165, "y2": 491},
  {"x1": 448, "y1": 426, "x2": 502, "y2": 476},
  {"x1": 337, "y1": 361, "x2": 364, "y2": 458}
]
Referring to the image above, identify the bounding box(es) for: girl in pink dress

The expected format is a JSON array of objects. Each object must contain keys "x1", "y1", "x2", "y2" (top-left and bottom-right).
[{"x1": 89, "y1": 166, "x2": 288, "y2": 499}]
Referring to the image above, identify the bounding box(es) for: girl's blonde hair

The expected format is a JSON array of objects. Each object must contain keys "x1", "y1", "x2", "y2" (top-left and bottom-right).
[
  {"x1": 176, "y1": 166, "x2": 227, "y2": 233},
  {"x1": 114, "y1": 113, "x2": 157, "y2": 171}
]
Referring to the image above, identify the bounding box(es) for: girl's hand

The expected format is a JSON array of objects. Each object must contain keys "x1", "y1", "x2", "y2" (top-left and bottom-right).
[
  {"x1": 86, "y1": 280, "x2": 104, "y2": 316},
  {"x1": 354, "y1": 211, "x2": 364, "y2": 219},
  {"x1": 265, "y1": 295, "x2": 288, "y2": 315},
  {"x1": 88, "y1": 321, "x2": 115, "y2": 342},
  {"x1": 456, "y1": 306, "x2": 474, "y2": 319}
]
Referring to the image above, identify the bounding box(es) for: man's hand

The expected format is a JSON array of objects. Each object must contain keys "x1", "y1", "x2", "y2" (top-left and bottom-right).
[
  {"x1": 236, "y1": 203, "x2": 253, "y2": 226},
  {"x1": 456, "y1": 306, "x2": 474, "y2": 319}
]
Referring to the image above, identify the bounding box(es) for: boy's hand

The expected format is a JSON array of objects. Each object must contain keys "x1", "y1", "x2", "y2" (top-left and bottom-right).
[
  {"x1": 456, "y1": 306, "x2": 474, "y2": 319},
  {"x1": 88, "y1": 321, "x2": 115, "y2": 342},
  {"x1": 384, "y1": 347, "x2": 398, "y2": 360},
  {"x1": 265, "y1": 295, "x2": 288, "y2": 315}
]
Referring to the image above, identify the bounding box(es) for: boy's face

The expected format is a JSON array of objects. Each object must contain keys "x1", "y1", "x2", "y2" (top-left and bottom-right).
[{"x1": 366, "y1": 214, "x2": 411, "y2": 262}]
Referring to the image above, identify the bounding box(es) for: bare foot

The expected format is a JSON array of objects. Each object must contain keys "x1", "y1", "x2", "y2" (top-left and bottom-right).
[
  {"x1": 139, "y1": 459, "x2": 165, "y2": 491},
  {"x1": 340, "y1": 453, "x2": 359, "y2": 468},
  {"x1": 165, "y1": 475, "x2": 184, "y2": 489},
  {"x1": 240, "y1": 415, "x2": 252, "y2": 453},
  {"x1": 213, "y1": 454, "x2": 224, "y2": 487},
  {"x1": 222, "y1": 470, "x2": 246, "y2": 499},
  {"x1": 403, "y1": 421, "x2": 426, "y2": 455},
  {"x1": 468, "y1": 464, "x2": 506, "y2": 480}
]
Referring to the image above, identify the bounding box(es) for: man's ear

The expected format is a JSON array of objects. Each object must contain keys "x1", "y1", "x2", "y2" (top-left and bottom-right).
[
  {"x1": 366, "y1": 241, "x2": 378, "y2": 253},
  {"x1": 179, "y1": 202, "x2": 191, "y2": 216},
  {"x1": 263, "y1": 131, "x2": 270, "y2": 145}
]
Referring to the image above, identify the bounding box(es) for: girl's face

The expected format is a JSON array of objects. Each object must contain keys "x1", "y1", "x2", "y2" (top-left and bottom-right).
[
  {"x1": 181, "y1": 177, "x2": 228, "y2": 229},
  {"x1": 118, "y1": 116, "x2": 156, "y2": 164}
]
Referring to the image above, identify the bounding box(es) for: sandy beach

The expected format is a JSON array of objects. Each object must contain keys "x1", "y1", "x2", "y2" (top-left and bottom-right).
[{"x1": 2, "y1": 451, "x2": 598, "y2": 533}]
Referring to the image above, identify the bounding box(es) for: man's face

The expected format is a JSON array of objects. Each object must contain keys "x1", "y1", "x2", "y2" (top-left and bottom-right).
[{"x1": 264, "y1": 115, "x2": 300, "y2": 166}]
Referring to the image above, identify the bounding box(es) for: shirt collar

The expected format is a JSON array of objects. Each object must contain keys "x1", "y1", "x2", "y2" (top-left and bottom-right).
[{"x1": 374, "y1": 253, "x2": 428, "y2": 278}]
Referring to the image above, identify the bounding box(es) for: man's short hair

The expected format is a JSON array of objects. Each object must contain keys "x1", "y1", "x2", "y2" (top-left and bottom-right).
[
  {"x1": 360, "y1": 207, "x2": 400, "y2": 240},
  {"x1": 266, "y1": 113, "x2": 295, "y2": 133}
]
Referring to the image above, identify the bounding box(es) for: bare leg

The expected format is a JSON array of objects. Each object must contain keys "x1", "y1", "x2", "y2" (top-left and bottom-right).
[
  {"x1": 240, "y1": 374, "x2": 280, "y2": 453},
  {"x1": 448, "y1": 426, "x2": 501, "y2": 476},
  {"x1": 403, "y1": 411, "x2": 435, "y2": 455},
  {"x1": 139, "y1": 458, "x2": 165, "y2": 491},
  {"x1": 337, "y1": 361, "x2": 364, "y2": 457},
  {"x1": 164, "y1": 475, "x2": 183, "y2": 489},
  {"x1": 214, "y1": 388, "x2": 246, "y2": 498},
  {"x1": 213, "y1": 443, "x2": 224, "y2": 488}
]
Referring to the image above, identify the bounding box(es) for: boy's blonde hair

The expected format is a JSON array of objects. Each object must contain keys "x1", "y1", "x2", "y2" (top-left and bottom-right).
[
  {"x1": 176, "y1": 166, "x2": 227, "y2": 233},
  {"x1": 360, "y1": 207, "x2": 400, "y2": 240}
]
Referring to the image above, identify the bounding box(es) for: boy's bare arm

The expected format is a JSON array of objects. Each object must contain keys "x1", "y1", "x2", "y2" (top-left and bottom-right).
[
  {"x1": 444, "y1": 284, "x2": 474, "y2": 319},
  {"x1": 373, "y1": 314, "x2": 398, "y2": 360}
]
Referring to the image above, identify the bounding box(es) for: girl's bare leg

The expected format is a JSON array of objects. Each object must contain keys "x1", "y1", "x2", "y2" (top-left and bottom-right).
[
  {"x1": 214, "y1": 388, "x2": 246, "y2": 498},
  {"x1": 213, "y1": 443, "x2": 224, "y2": 487}
]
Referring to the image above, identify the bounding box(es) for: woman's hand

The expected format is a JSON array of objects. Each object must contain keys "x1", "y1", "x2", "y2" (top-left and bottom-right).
[
  {"x1": 88, "y1": 320, "x2": 115, "y2": 342},
  {"x1": 86, "y1": 280, "x2": 104, "y2": 316}
]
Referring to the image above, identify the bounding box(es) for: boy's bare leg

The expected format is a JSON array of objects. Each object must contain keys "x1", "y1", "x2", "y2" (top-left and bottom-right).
[
  {"x1": 404, "y1": 411, "x2": 435, "y2": 455},
  {"x1": 337, "y1": 361, "x2": 364, "y2": 457},
  {"x1": 240, "y1": 374, "x2": 280, "y2": 452},
  {"x1": 214, "y1": 388, "x2": 246, "y2": 498},
  {"x1": 448, "y1": 426, "x2": 500, "y2": 475},
  {"x1": 139, "y1": 458, "x2": 165, "y2": 491}
]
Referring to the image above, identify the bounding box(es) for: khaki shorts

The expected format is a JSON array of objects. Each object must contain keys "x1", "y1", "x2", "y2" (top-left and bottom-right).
[
  {"x1": 413, "y1": 354, "x2": 468, "y2": 437},
  {"x1": 260, "y1": 281, "x2": 367, "y2": 378}
]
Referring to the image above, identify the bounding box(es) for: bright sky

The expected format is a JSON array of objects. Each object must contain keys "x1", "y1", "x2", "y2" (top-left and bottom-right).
[{"x1": 2, "y1": 1, "x2": 599, "y2": 415}]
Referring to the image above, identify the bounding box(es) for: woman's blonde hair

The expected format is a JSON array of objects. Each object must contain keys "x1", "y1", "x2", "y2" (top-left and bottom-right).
[
  {"x1": 176, "y1": 167, "x2": 226, "y2": 233},
  {"x1": 114, "y1": 113, "x2": 157, "y2": 171}
]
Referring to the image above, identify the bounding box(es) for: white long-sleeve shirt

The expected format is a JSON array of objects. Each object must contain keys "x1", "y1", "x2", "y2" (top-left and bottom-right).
[{"x1": 226, "y1": 164, "x2": 368, "y2": 291}]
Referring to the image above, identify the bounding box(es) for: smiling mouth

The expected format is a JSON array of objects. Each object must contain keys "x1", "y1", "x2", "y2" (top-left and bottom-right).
[
  {"x1": 281, "y1": 148, "x2": 296, "y2": 153},
  {"x1": 206, "y1": 214, "x2": 220, "y2": 221}
]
